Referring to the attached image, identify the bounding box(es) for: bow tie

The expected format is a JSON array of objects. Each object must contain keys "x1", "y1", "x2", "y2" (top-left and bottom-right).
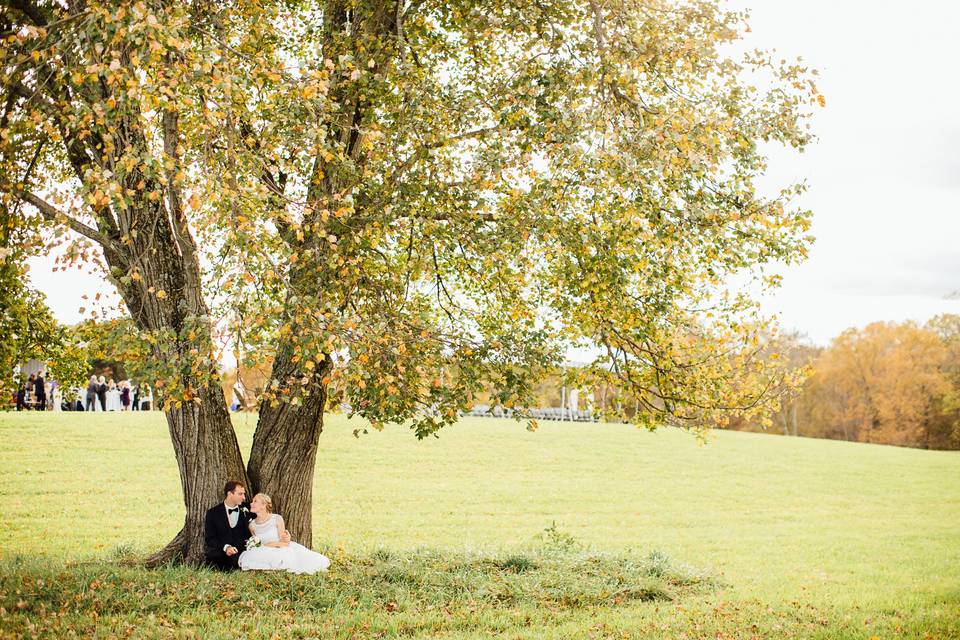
[{"x1": 227, "y1": 507, "x2": 239, "y2": 514}]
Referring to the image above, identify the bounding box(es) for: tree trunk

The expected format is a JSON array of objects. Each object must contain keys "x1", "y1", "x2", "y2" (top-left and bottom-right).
[
  {"x1": 147, "y1": 383, "x2": 248, "y2": 565},
  {"x1": 241, "y1": 1, "x2": 398, "y2": 550},
  {"x1": 104, "y1": 201, "x2": 247, "y2": 566},
  {"x1": 247, "y1": 347, "x2": 330, "y2": 548}
]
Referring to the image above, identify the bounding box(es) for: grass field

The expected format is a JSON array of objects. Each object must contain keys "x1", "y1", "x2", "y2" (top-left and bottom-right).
[{"x1": 1, "y1": 411, "x2": 958, "y2": 638}]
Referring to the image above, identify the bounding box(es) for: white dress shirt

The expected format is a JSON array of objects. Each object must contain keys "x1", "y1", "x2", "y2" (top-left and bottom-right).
[
  {"x1": 223, "y1": 502, "x2": 241, "y2": 552},
  {"x1": 226, "y1": 502, "x2": 240, "y2": 528}
]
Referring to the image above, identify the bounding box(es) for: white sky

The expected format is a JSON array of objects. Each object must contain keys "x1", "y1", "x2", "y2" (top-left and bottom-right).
[
  {"x1": 734, "y1": 0, "x2": 960, "y2": 343},
  {"x1": 26, "y1": 0, "x2": 960, "y2": 346}
]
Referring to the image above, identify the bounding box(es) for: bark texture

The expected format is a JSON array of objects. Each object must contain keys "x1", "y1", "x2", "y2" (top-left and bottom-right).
[
  {"x1": 247, "y1": 347, "x2": 331, "y2": 547},
  {"x1": 107, "y1": 200, "x2": 248, "y2": 565}
]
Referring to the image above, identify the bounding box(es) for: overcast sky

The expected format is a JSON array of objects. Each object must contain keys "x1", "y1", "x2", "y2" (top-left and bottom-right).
[
  {"x1": 26, "y1": 1, "x2": 960, "y2": 346},
  {"x1": 733, "y1": 0, "x2": 960, "y2": 342}
]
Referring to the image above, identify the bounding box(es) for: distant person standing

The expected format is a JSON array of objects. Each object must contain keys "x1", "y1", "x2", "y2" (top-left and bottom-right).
[
  {"x1": 26, "y1": 374, "x2": 35, "y2": 408},
  {"x1": 140, "y1": 383, "x2": 153, "y2": 411},
  {"x1": 131, "y1": 382, "x2": 140, "y2": 411},
  {"x1": 85, "y1": 375, "x2": 98, "y2": 411},
  {"x1": 106, "y1": 378, "x2": 121, "y2": 411},
  {"x1": 120, "y1": 381, "x2": 131, "y2": 411},
  {"x1": 97, "y1": 375, "x2": 107, "y2": 411},
  {"x1": 34, "y1": 371, "x2": 46, "y2": 411},
  {"x1": 49, "y1": 379, "x2": 59, "y2": 411},
  {"x1": 16, "y1": 382, "x2": 27, "y2": 411}
]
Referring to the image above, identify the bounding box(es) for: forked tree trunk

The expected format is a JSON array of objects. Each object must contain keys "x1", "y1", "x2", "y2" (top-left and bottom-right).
[{"x1": 247, "y1": 348, "x2": 330, "y2": 548}]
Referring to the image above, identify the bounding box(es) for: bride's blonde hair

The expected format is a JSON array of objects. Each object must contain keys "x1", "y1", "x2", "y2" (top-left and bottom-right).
[{"x1": 253, "y1": 493, "x2": 274, "y2": 513}]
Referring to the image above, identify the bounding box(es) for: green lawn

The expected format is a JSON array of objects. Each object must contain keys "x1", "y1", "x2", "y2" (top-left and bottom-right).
[{"x1": 1, "y1": 411, "x2": 958, "y2": 638}]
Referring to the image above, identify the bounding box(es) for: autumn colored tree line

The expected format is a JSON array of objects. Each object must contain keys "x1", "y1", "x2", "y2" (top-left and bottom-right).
[{"x1": 728, "y1": 316, "x2": 960, "y2": 450}]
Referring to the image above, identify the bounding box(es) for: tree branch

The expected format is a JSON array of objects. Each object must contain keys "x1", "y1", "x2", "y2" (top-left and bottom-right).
[
  {"x1": 13, "y1": 189, "x2": 113, "y2": 248},
  {"x1": 8, "y1": 80, "x2": 60, "y2": 118},
  {"x1": 386, "y1": 124, "x2": 506, "y2": 187}
]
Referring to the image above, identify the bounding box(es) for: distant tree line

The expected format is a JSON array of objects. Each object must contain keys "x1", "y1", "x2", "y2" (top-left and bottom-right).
[{"x1": 727, "y1": 315, "x2": 960, "y2": 450}]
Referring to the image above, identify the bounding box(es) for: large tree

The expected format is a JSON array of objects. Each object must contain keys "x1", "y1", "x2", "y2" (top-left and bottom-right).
[{"x1": 1, "y1": 0, "x2": 818, "y2": 564}]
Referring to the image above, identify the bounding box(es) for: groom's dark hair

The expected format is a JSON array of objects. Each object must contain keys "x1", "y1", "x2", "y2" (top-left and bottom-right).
[{"x1": 223, "y1": 480, "x2": 244, "y2": 497}]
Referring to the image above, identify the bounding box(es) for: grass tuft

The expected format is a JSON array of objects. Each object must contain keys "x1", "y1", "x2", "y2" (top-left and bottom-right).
[{"x1": 496, "y1": 554, "x2": 537, "y2": 573}]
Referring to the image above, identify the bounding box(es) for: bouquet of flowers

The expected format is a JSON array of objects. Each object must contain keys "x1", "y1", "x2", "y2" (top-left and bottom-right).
[{"x1": 245, "y1": 536, "x2": 262, "y2": 550}]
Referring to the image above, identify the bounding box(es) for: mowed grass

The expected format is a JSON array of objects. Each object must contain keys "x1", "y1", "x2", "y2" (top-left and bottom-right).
[{"x1": 1, "y1": 411, "x2": 958, "y2": 638}]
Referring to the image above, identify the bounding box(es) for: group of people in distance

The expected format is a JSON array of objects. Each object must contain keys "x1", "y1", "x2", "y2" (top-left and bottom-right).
[
  {"x1": 11, "y1": 370, "x2": 153, "y2": 412},
  {"x1": 84, "y1": 375, "x2": 148, "y2": 412},
  {"x1": 14, "y1": 371, "x2": 51, "y2": 411}
]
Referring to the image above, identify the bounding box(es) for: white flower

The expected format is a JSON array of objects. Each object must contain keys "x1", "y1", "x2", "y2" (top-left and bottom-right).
[{"x1": 245, "y1": 536, "x2": 262, "y2": 550}]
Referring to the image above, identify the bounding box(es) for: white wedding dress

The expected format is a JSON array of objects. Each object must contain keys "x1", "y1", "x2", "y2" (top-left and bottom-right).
[
  {"x1": 238, "y1": 514, "x2": 330, "y2": 574},
  {"x1": 106, "y1": 389, "x2": 122, "y2": 411}
]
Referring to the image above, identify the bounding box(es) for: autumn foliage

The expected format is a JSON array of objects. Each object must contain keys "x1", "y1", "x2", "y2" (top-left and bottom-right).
[{"x1": 728, "y1": 316, "x2": 960, "y2": 450}]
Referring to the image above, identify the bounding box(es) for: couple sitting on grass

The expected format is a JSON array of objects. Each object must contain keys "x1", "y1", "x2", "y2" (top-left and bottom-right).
[{"x1": 204, "y1": 481, "x2": 330, "y2": 575}]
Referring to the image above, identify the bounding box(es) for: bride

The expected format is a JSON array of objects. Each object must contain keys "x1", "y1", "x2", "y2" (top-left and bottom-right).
[{"x1": 238, "y1": 493, "x2": 331, "y2": 574}]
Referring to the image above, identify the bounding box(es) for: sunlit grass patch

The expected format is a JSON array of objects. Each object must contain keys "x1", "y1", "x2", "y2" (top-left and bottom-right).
[{"x1": 1, "y1": 412, "x2": 959, "y2": 638}]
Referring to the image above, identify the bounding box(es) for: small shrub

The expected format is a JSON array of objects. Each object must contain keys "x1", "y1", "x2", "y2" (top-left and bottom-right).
[
  {"x1": 535, "y1": 521, "x2": 585, "y2": 554},
  {"x1": 497, "y1": 554, "x2": 538, "y2": 573}
]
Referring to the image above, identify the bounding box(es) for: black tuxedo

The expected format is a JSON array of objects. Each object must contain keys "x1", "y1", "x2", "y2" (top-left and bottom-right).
[{"x1": 204, "y1": 502, "x2": 252, "y2": 570}]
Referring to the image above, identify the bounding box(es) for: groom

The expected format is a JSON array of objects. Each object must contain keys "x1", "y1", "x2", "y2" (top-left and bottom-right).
[{"x1": 204, "y1": 480, "x2": 290, "y2": 570}]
